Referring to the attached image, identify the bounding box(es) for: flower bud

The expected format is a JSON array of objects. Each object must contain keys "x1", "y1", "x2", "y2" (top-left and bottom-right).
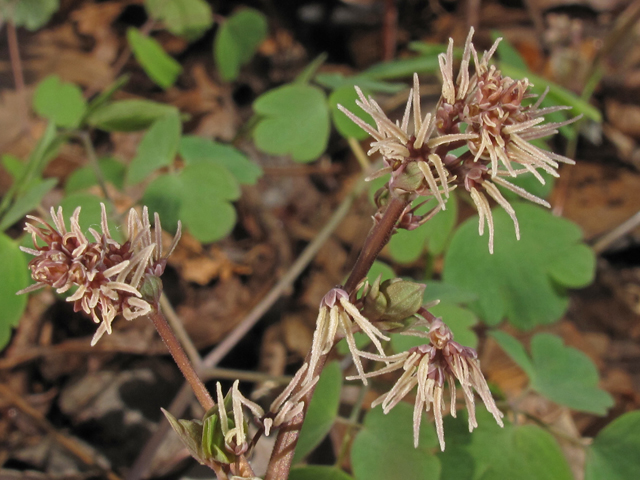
[{"x1": 363, "y1": 277, "x2": 425, "y2": 323}]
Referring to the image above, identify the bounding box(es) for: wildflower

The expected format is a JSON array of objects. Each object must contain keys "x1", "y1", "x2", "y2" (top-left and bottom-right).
[
  {"x1": 438, "y1": 28, "x2": 579, "y2": 253},
  {"x1": 216, "y1": 381, "x2": 264, "y2": 455},
  {"x1": 306, "y1": 287, "x2": 390, "y2": 386},
  {"x1": 338, "y1": 74, "x2": 476, "y2": 210},
  {"x1": 18, "y1": 203, "x2": 181, "y2": 345},
  {"x1": 353, "y1": 318, "x2": 503, "y2": 450}
]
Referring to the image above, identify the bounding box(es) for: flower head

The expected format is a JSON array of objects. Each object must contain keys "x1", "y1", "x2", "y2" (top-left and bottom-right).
[
  {"x1": 354, "y1": 318, "x2": 503, "y2": 450},
  {"x1": 18, "y1": 203, "x2": 181, "y2": 345}
]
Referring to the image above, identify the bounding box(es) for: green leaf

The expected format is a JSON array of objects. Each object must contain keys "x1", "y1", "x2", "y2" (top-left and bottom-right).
[
  {"x1": 86, "y1": 100, "x2": 179, "y2": 132},
  {"x1": 142, "y1": 174, "x2": 183, "y2": 233},
  {"x1": 179, "y1": 135, "x2": 263, "y2": 185},
  {"x1": 329, "y1": 85, "x2": 375, "y2": 140},
  {"x1": 351, "y1": 403, "x2": 440, "y2": 480},
  {"x1": 214, "y1": 8, "x2": 268, "y2": 82},
  {"x1": 499, "y1": 170, "x2": 555, "y2": 201},
  {"x1": 253, "y1": 84, "x2": 330, "y2": 163},
  {"x1": 407, "y1": 42, "x2": 451, "y2": 57},
  {"x1": 442, "y1": 203, "x2": 595, "y2": 328},
  {"x1": 293, "y1": 361, "x2": 342, "y2": 463},
  {"x1": 2, "y1": 0, "x2": 59, "y2": 30},
  {"x1": 0, "y1": 233, "x2": 29, "y2": 350},
  {"x1": 290, "y1": 466, "x2": 353, "y2": 480},
  {"x1": 585, "y1": 411, "x2": 640, "y2": 480},
  {"x1": 0, "y1": 178, "x2": 57, "y2": 231},
  {"x1": 65, "y1": 158, "x2": 125, "y2": 194},
  {"x1": 388, "y1": 196, "x2": 458, "y2": 263},
  {"x1": 365, "y1": 260, "x2": 395, "y2": 285},
  {"x1": 145, "y1": 0, "x2": 213, "y2": 41},
  {"x1": 179, "y1": 163, "x2": 238, "y2": 243},
  {"x1": 295, "y1": 53, "x2": 328, "y2": 85},
  {"x1": 489, "y1": 331, "x2": 535, "y2": 379},
  {"x1": 361, "y1": 56, "x2": 441, "y2": 80},
  {"x1": 464, "y1": 411, "x2": 573, "y2": 480},
  {"x1": 529, "y1": 333, "x2": 613, "y2": 414},
  {"x1": 2, "y1": 154, "x2": 24, "y2": 180},
  {"x1": 127, "y1": 28, "x2": 182, "y2": 89},
  {"x1": 127, "y1": 113, "x2": 182, "y2": 185},
  {"x1": 83, "y1": 75, "x2": 130, "y2": 120},
  {"x1": 33, "y1": 75, "x2": 86, "y2": 128}
]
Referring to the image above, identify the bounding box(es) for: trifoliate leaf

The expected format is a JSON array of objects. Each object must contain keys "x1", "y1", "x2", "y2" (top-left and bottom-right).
[
  {"x1": 293, "y1": 361, "x2": 342, "y2": 463},
  {"x1": 179, "y1": 162, "x2": 240, "y2": 202},
  {"x1": 423, "y1": 280, "x2": 478, "y2": 305},
  {"x1": 145, "y1": 0, "x2": 213, "y2": 41},
  {"x1": 142, "y1": 173, "x2": 183, "y2": 233},
  {"x1": 33, "y1": 75, "x2": 86, "y2": 128},
  {"x1": 585, "y1": 411, "x2": 640, "y2": 480},
  {"x1": 127, "y1": 28, "x2": 182, "y2": 89},
  {"x1": 491, "y1": 331, "x2": 613, "y2": 414},
  {"x1": 443, "y1": 203, "x2": 595, "y2": 328},
  {"x1": 0, "y1": 233, "x2": 28, "y2": 350},
  {"x1": 214, "y1": 8, "x2": 268, "y2": 82},
  {"x1": 127, "y1": 113, "x2": 182, "y2": 185},
  {"x1": 463, "y1": 409, "x2": 573, "y2": 480},
  {"x1": 388, "y1": 195, "x2": 458, "y2": 263},
  {"x1": 329, "y1": 85, "x2": 375, "y2": 140},
  {"x1": 290, "y1": 466, "x2": 354, "y2": 480},
  {"x1": 86, "y1": 100, "x2": 179, "y2": 132},
  {"x1": 65, "y1": 158, "x2": 125, "y2": 194},
  {"x1": 2, "y1": 0, "x2": 59, "y2": 30},
  {"x1": 253, "y1": 84, "x2": 330, "y2": 163},
  {"x1": 351, "y1": 403, "x2": 440, "y2": 480},
  {"x1": 179, "y1": 135, "x2": 263, "y2": 185}
]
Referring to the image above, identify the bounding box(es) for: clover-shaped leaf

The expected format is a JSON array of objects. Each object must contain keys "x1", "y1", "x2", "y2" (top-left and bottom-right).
[
  {"x1": 290, "y1": 466, "x2": 354, "y2": 480},
  {"x1": 585, "y1": 411, "x2": 640, "y2": 480},
  {"x1": 179, "y1": 135, "x2": 263, "y2": 185},
  {"x1": 491, "y1": 331, "x2": 614, "y2": 415},
  {"x1": 253, "y1": 84, "x2": 330, "y2": 163},
  {"x1": 329, "y1": 84, "x2": 375, "y2": 140},
  {"x1": 128, "y1": 28, "x2": 182, "y2": 89},
  {"x1": 33, "y1": 75, "x2": 86, "y2": 128},
  {"x1": 443, "y1": 203, "x2": 595, "y2": 328},
  {"x1": 351, "y1": 402, "x2": 440, "y2": 480},
  {"x1": 214, "y1": 8, "x2": 267, "y2": 81},
  {"x1": 65, "y1": 157, "x2": 126, "y2": 194}
]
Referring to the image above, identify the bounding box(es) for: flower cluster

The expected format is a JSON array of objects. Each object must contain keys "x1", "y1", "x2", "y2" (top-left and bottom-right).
[
  {"x1": 216, "y1": 381, "x2": 264, "y2": 455},
  {"x1": 352, "y1": 319, "x2": 504, "y2": 450},
  {"x1": 340, "y1": 28, "x2": 578, "y2": 253},
  {"x1": 18, "y1": 204, "x2": 180, "y2": 345}
]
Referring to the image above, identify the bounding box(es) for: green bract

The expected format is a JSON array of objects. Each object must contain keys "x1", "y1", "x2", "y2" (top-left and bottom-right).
[
  {"x1": 491, "y1": 331, "x2": 614, "y2": 415},
  {"x1": 33, "y1": 75, "x2": 87, "y2": 128},
  {"x1": 214, "y1": 8, "x2": 268, "y2": 82},
  {"x1": 127, "y1": 28, "x2": 182, "y2": 89},
  {"x1": 443, "y1": 203, "x2": 595, "y2": 328},
  {"x1": 253, "y1": 84, "x2": 330, "y2": 163},
  {"x1": 351, "y1": 403, "x2": 440, "y2": 480}
]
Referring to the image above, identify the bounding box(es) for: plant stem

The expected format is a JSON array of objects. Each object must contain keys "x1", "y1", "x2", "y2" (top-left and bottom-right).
[
  {"x1": 265, "y1": 194, "x2": 409, "y2": 479},
  {"x1": 148, "y1": 306, "x2": 214, "y2": 411},
  {"x1": 78, "y1": 131, "x2": 112, "y2": 204},
  {"x1": 7, "y1": 22, "x2": 27, "y2": 122},
  {"x1": 344, "y1": 195, "x2": 410, "y2": 293}
]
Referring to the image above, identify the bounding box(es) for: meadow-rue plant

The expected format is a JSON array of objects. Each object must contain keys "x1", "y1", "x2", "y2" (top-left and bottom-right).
[{"x1": 18, "y1": 203, "x2": 181, "y2": 345}]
